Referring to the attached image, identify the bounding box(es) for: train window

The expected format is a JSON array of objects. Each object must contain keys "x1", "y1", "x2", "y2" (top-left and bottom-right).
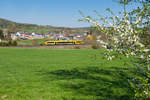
[
  {"x1": 56, "y1": 42, "x2": 73, "y2": 43},
  {"x1": 48, "y1": 42, "x2": 54, "y2": 43}
]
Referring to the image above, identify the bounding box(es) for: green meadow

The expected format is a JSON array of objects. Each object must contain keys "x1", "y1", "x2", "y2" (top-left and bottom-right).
[
  {"x1": 0, "y1": 48, "x2": 135, "y2": 100},
  {"x1": 21, "y1": 29, "x2": 50, "y2": 33},
  {"x1": 17, "y1": 39, "x2": 47, "y2": 46}
]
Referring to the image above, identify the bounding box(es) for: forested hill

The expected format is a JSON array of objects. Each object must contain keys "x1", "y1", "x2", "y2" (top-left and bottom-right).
[
  {"x1": 0, "y1": 18, "x2": 89, "y2": 33},
  {"x1": 0, "y1": 18, "x2": 38, "y2": 29}
]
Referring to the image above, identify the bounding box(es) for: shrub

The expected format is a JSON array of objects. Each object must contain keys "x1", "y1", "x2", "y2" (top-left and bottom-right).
[
  {"x1": 91, "y1": 44, "x2": 99, "y2": 49},
  {"x1": 8, "y1": 41, "x2": 12, "y2": 46},
  {"x1": 40, "y1": 43, "x2": 43, "y2": 46},
  {"x1": 12, "y1": 41, "x2": 17, "y2": 46},
  {"x1": 0, "y1": 42, "x2": 7, "y2": 46},
  {"x1": 0, "y1": 41, "x2": 17, "y2": 47},
  {"x1": 74, "y1": 46, "x2": 80, "y2": 49},
  {"x1": 1, "y1": 42, "x2": 6, "y2": 46}
]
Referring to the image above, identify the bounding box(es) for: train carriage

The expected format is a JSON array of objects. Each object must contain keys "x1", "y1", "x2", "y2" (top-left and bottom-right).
[{"x1": 44, "y1": 40, "x2": 83, "y2": 45}]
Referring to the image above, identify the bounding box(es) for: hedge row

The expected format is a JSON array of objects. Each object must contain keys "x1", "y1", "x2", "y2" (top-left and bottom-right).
[{"x1": 0, "y1": 41, "x2": 17, "y2": 46}]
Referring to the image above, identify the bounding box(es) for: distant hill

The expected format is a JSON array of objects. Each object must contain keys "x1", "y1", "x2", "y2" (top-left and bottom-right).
[
  {"x1": 0, "y1": 18, "x2": 89, "y2": 33},
  {"x1": 0, "y1": 18, "x2": 17, "y2": 28}
]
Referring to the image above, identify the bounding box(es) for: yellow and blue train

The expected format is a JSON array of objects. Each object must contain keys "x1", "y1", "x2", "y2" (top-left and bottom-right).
[{"x1": 44, "y1": 40, "x2": 83, "y2": 45}]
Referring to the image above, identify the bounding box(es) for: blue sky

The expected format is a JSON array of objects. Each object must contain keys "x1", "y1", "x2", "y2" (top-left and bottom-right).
[{"x1": 0, "y1": 0, "x2": 139, "y2": 27}]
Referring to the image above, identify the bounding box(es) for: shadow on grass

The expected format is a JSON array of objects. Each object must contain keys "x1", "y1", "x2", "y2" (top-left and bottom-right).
[{"x1": 38, "y1": 67, "x2": 134, "y2": 100}]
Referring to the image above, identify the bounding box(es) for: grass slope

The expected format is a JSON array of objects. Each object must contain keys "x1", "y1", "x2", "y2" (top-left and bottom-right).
[{"x1": 0, "y1": 48, "x2": 134, "y2": 100}]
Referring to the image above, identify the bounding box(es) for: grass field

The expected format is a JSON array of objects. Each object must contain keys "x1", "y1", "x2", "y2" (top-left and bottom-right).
[
  {"x1": 21, "y1": 29, "x2": 50, "y2": 33},
  {"x1": 0, "y1": 48, "x2": 135, "y2": 100},
  {"x1": 17, "y1": 39, "x2": 47, "y2": 46}
]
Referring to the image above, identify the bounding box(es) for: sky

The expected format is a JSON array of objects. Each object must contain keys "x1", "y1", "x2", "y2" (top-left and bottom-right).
[{"x1": 0, "y1": 0, "x2": 140, "y2": 27}]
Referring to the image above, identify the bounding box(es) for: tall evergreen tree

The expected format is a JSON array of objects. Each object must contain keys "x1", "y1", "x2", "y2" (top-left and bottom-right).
[{"x1": 0, "y1": 29, "x2": 4, "y2": 40}]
